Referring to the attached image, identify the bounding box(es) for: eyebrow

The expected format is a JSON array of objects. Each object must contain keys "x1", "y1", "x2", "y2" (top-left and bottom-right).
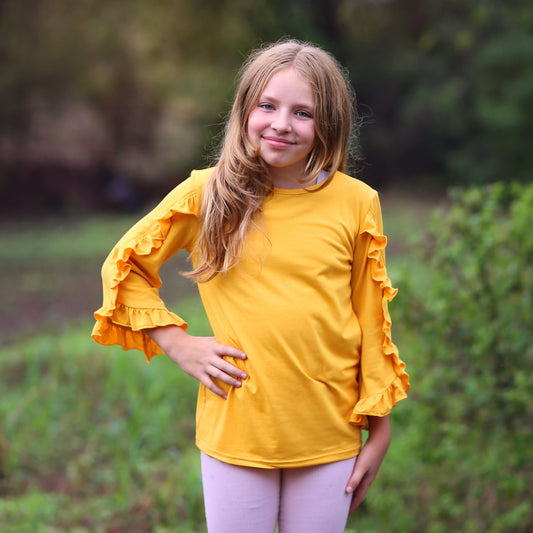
[{"x1": 259, "y1": 94, "x2": 314, "y2": 109}]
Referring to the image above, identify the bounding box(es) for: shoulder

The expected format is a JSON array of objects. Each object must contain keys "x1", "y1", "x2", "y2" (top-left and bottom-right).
[
  {"x1": 321, "y1": 172, "x2": 384, "y2": 236},
  {"x1": 177, "y1": 167, "x2": 215, "y2": 196},
  {"x1": 161, "y1": 167, "x2": 215, "y2": 215},
  {"x1": 189, "y1": 167, "x2": 215, "y2": 188},
  {"x1": 329, "y1": 171, "x2": 381, "y2": 216},
  {"x1": 332, "y1": 171, "x2": 378, "y2": 201}
]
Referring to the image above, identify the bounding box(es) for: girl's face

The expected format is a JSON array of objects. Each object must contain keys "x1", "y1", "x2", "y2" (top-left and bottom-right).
[{"x1": 247, "y1": 67, "x2": 316, "y2": 188}]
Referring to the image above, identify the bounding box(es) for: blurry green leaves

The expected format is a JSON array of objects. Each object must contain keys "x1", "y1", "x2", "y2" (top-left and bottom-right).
[
  {"x1": 337, "y1": 0, "x2": 533, "y2": 187},
  {"x1": 0, "y1": 297, "x2": 208, "y2": 531},
  {"x1": 392, "y1": 182, "x2": 533, "y2": 531}
]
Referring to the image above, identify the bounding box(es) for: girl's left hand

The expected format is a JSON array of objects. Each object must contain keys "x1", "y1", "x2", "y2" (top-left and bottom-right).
[{"x1": 346, "y1": 415, "x2": 391, "y2": 514}]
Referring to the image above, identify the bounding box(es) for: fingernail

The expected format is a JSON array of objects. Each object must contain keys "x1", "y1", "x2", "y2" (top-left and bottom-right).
[
  {"x1": 241, "y1": 372, "x2": 247, "y2": 379},
  {"x1": 346, "y1": 486, "x2": 353, "y2": 493}
]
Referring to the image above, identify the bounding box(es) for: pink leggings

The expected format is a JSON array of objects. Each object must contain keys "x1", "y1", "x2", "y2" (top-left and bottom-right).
[{"x1": 201, "y1": 452, "x2": 357, "y2": 533}]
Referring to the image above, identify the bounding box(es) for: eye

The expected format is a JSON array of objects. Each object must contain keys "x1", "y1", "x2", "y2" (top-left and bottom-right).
[
  {"x1": 296, "y1": 110, "x2": 312, "y2": 118},
  {"x1": 259, "y1": 103, "x2": 274, "y2": 111}
]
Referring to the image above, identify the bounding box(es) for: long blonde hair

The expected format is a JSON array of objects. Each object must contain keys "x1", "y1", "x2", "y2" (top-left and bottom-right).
[{"x1": 185, "y1": 39, "x2": 357, "y2": 282}]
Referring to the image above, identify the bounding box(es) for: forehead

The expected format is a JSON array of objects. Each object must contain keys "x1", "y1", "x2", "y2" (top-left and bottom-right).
[{"x1": 259, "y1": 67, "x2": 314, "y2": 104}]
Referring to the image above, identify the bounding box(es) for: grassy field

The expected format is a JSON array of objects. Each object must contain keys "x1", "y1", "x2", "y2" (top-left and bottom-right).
[
  {"x1": 0, "y1": 299, "x2": 208, "y2": 532},
  {"x1": 0, "y1": 192, "x2": 434, "y2": 532}
]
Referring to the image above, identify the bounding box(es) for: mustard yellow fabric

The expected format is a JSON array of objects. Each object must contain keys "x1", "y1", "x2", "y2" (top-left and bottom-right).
[{"x1": 92, "y1": 168, "x2": 409, "y2": 468}]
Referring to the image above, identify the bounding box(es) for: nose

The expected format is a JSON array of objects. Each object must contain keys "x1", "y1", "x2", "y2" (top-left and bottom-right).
[{"x1": 271, "y1": 110, "x2": 291, "y2": 132}]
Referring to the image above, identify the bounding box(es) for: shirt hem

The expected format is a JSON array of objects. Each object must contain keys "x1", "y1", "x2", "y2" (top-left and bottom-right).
[{"x1": 195, "y1": 439, "x2": 361, "y2": 469}]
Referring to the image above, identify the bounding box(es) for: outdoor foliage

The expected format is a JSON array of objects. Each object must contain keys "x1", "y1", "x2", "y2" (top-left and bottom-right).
[
  {"x1": 0, "y1": 301, "x2": 206, "y2": 533},
  {"x1": 1, "y1": 0, "x2": 533, "y2": 213},
  {"x1": 379, "y1": 182, "x2": 533, "y2": 532},
  {"x1": 342, "y1": 1, "x2": 533, "y2": 188}
]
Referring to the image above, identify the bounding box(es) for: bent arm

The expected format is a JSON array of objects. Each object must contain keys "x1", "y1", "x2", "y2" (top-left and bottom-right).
[
  {"x1": 92, "y1": 176, "x2": 203, "y2": 360},
  {"x1": 145, "y1": 325, "x2": 248, "y2": 399}
]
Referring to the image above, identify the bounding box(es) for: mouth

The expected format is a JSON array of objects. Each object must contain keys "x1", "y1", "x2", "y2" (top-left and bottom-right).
[{"x1": 262, "y1": 136, "x2": 294, "y2": 148}]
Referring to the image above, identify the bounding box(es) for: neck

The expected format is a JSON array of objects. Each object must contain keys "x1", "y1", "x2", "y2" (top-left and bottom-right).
[
  {"x1": 269, "y1": 167, "x2": 311, "y2": 189},
  {"x1": 270, "y1": 169, "x2": 328, "y2": 189}
]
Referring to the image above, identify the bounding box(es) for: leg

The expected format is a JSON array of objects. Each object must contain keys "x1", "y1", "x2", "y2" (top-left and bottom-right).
[
  {"x1": 201, "y1": 452, "x2": 280, "y2": 533},
  {"x1": 278, "y1": 456, "x2": 357, "y2": 533}
]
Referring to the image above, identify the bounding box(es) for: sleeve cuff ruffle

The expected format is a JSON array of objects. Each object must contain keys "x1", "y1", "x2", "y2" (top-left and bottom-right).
[
  {"x1": 349, "y1": 375, "x2": 408, "y2": 428},
  {"x1": 92, "y1": 304, "x2": 187, "y2": 362},
  {"x1": 350, "y1": 206, "x2": 410, "y2": 429},
  {"x1": 92, "y1": 187, "x2": 198, "y2": 362}
]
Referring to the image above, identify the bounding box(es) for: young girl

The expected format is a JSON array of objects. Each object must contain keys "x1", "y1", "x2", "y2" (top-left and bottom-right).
[{"x1": 93, "y1": 39, "x2": 409, "y2": 533}]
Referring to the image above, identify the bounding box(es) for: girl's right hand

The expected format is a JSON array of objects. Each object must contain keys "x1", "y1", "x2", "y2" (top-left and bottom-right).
[{"x1": 145, "y1": 325, "x2": 247, "y2": 399}]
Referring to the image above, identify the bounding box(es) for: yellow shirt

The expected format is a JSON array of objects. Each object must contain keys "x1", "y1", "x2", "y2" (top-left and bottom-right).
[{"x1": 92, "y1": 168, "x2": 409, "y2": 468}]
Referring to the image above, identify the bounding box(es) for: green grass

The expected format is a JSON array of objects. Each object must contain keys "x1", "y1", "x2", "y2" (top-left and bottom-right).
[
  {"x1": 0, "y1": 298, "x2": 210, "y2": 532},
  {"x1": 0, "y1": 214, "x2": 140, "y2": 262}
]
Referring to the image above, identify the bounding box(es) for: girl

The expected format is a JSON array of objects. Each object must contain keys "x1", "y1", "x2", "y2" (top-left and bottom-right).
[{"x1": 93, "y1": 39, "x2": 409, "y2": 533}]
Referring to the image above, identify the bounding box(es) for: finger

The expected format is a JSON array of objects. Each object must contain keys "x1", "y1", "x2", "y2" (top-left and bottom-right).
[
  {"x1": 345, "y1": 470, "x2": 364, "y2": 494},
  {"x1": 349, "y1": 489, "x2": 365, "y2": 514},
  {"x1": 214, "y1": 358, "x2": 248, "y2": 379},
  {"x1": 214, "y1": 343, "x2": 247, "y2": 360},
  {"x1": 201, "y1": 375, "x2": 228, "y2": 400},
  {"x1": 209, "y1": 365, "x2": 245, "y2": 388},
  {"x1": 349, "y1": 475, "x2": 371, "y2": 514}
]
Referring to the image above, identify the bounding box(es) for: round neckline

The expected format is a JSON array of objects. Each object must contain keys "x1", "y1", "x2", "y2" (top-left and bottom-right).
[{"x1": 273, "y1": 171, "x2": 333, "y2": 195}]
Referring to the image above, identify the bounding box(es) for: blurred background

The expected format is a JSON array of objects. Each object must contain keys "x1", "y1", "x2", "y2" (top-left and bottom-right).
[
  {"x1": 1, "y1": 1, "x2": 532, "y2": 532},
  {"x1": 2, "y1": 0, "x2": 532, "y2": 215}
]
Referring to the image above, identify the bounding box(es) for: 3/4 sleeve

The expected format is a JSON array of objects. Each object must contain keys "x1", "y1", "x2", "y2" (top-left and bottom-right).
[
  {"x1": 91, "y1": 174, "x2": 203, "y2": 362},
  {"x1": 349, "y1": 192, "x2": 410, "y2": 428}
]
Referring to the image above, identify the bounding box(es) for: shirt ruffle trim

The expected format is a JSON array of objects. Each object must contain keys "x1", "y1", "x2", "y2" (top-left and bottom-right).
[
  {"x1": 350, "y1": 208, "x2": 410, "y2": 428},
  {"x1": 91, "y1": 193, "x2": 197, "y2": 362},
  {"x1": 350, "y1": 376, "x2": 408, "y2": 428}
]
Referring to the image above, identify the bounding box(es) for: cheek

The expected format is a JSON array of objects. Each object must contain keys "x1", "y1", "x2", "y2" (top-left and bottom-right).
[
  {"x1": 246, "y1": 111, "x2": 261, "y2": 139},
  {"x1": 306, "y1": 126, "x2": 317, "y2": 148}
]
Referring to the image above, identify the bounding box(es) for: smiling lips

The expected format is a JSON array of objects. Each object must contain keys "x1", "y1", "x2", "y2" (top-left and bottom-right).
[{"x1": 263, "y1": 136, "x2": 295, "y2": 148}]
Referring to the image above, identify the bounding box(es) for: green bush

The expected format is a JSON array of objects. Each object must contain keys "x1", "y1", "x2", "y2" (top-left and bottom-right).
[
  {"x1": 0, "y1": 298, "x2": 208, "y2": 532},
  {"x1": 379, "y1": 182, "x2": 533, "y2": 532}
]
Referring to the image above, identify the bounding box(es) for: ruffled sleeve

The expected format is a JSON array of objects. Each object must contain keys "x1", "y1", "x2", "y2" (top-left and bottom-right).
[
  {"x1": 349, "y1": 192, "x2": 410, "y2": 428},
  {"x1": 91, "y1": 171, "x2": 207, "y2": 362}
]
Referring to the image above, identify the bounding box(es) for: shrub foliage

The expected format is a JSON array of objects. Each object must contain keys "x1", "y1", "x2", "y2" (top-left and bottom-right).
[{"x1": 388, "y1": 182, "x2": 533, "y2": 532}]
